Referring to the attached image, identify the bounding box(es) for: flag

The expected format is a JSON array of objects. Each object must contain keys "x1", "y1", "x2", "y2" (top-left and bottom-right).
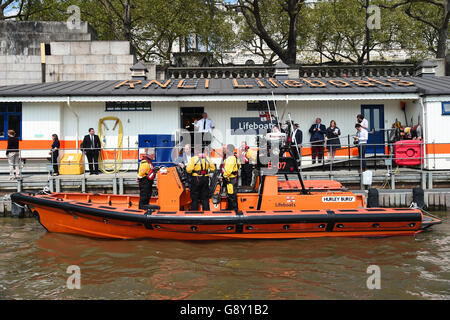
[{"x1": 259, "y1": 111, "x2": 276, "y2": 122}]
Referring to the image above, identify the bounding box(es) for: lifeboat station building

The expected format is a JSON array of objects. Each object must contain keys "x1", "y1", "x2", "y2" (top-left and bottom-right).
[{"x1": 0, "y1": 74, "x2": 450, "y2": 170}]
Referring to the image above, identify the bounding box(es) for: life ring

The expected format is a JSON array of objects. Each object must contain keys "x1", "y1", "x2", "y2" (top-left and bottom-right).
[
  {"x1": 405, "y1": 148, "x2": 417, "y2": 158},
  {"x1": 98, "y1": 116, "x2": 125, "y2": 173}
]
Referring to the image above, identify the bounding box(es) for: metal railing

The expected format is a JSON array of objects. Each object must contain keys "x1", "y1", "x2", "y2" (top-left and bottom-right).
[
  {"x1": 1, "y1": 139, "x2": 449, "y2": 194},
  {"x1": 0, "y1": 138, "x2": 448, "y2": 178},
  {"x1": 157, "y1": 63, "x2": 416, "y2": 79}
]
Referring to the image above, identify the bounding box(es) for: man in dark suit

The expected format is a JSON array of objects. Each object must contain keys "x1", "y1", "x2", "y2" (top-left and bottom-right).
[
  {"x1": 309, "y1": 118, "x2": 326, "y2": 164},
  {"x1": 290, "y1": 123, "x2": 303, "y2": 164},
  {"x1": 81, "y1": 128, "x2": 101, "y2": 175}
]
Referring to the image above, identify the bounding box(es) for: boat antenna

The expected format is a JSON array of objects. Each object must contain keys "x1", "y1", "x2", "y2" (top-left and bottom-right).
[
  {"x1": 271, "y1": 91, "x2": 280, "y2": 124},
  {"x1": 279, "y1": 95, "x2": 289, "y2": 124},
  {"x1": 266, "y1": 99, "x2": 274, "y2": 126}
]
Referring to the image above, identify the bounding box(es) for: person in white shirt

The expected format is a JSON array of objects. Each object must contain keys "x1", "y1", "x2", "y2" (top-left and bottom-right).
[
  {"x1": 194, "y1": 112, "x2": 215, "y2": 147},
  {"x1": 354, "y1": 123, "x2": 368, "y2": 171},
  {"x1": 357, "y1": 114, "x2": 369, "y2": 132},
  {"x1": 194, "y1": 112, "x2": 215, "y2": 132}
]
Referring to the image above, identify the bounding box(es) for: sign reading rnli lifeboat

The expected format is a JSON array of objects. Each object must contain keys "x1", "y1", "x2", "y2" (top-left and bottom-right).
[{"x1": 113, "y1": 78, "x2": 416, "y2": 90}]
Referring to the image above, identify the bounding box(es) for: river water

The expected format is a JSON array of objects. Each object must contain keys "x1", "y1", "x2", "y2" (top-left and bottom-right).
[{"x1": 0, "y1": 211, "x2": 449, "y2": 300}]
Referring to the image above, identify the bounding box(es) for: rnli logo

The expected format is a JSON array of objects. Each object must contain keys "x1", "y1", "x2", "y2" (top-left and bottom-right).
[
  {"x1": 322, "y1": 196, "x2": 355, "y2": 203},
  {"x1": 275, "y1": 203, "x2": 296, "y2": 207},
  {"x1": 275, "y1": 197, "x2": 297, "y2": 207}
]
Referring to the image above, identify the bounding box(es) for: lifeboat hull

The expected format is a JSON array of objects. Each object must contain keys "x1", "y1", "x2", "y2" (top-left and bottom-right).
[{"x1": 11, "y1": 192, "x2": 439, "y2": 240}]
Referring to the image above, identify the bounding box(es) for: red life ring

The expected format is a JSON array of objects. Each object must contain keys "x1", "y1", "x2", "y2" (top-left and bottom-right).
[{"x1": 405, "y1": 148, "x2": 416, "y2": 157}]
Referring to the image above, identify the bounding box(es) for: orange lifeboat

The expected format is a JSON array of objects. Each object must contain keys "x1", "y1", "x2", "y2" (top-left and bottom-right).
[{"x1": 11, "y1": 166, "x2": 440, "y2": 240}]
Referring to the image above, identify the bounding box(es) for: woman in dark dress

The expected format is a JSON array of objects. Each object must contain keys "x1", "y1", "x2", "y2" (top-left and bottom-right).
[
  {"x1": 49, "y1": 134, "x2": 60, "y2": 176},
  {"x1": 326, "y1": 120, "x2": 341, "y2": 162}
]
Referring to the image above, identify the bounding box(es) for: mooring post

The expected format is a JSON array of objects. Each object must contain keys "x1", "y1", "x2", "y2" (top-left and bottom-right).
[
  {"x1": 56, "y1": 177, "x2": 61, "y2": 193},
  {"x1": 421, "y1": 171, "x2": 427, "y2": 189},
  {"x1": 427, "y1": 172, "x2": 433, "y2": 189},
  {"x1": 17, "y1": 179, "x2": 22, "y2": 193},
  {"x1": 119, "y1": 177, "x2": 124, "y2": 195},
  {"x1": 113, "y1": 177, "x2": 117, "y2": 195},
  {"x1": 81, "y1": 176, "x2": 86, "y2": 193},
  {"x1": 390, "y1": 172, "x2": 396, "y2": 189},
  {"x1": 360, "y1": 173, "x2": 364, "y2": 190},
  {"x1": 49, "y1": 177, "x2": 54, "y2": 192}
]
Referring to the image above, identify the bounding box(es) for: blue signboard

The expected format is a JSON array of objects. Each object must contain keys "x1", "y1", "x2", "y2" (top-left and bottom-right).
[{"x1": 230, "y1": 117, "x2": 278, "y2": 135}]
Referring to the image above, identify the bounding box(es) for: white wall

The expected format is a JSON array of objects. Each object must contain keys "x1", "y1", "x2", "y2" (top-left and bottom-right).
[
  {"x1": 180, "y1": 99, "x2": 409, "y2": 150},
  {"x1": 20, "y1": 102, "x2": 62, "y2": 158},
  {"x1": 424, "y1": 97, "x2": 450, "y2": 169},
  {"x1": 63, "y1": 101, "x2": 180, "y2": 148},
  {"x1": 15, "y1": 98, "x2": 420, "y2": 164}
]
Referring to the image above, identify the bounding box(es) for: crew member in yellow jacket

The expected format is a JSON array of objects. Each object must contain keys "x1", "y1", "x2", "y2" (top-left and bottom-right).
[
  {"x1": 223, "y1": 144, "x2": 241, "y2": 211},
  {"x1": 137, "y1": 148, "x2": 157, "y2": 209},
  {"x1": 238, "y1": 141, "x2": 256, "y2": 186},
  {"x1": 186, "y1": 146, "x2": 216, "y2": 210}
]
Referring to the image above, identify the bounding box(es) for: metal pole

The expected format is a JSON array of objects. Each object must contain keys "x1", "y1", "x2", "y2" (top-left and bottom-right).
[
  {"x1": 348, "y1": 134, "x2": 351, "y2": 171},
  {"x1": 271, "y1": 92, "x2": 280, "y2": 122},
  {"x1": 366, "y1": 0, "x2": 370, "y2": 65}
]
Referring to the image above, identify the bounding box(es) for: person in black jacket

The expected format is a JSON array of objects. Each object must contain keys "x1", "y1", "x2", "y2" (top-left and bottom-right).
[
  {"x1": 49, "y1": 134, "x2": 60, "y2": 176},
  {"x1": 6, "y1": 130, "x2": 20, "y2": 180},
  {"x1": 290, "y1": 123, "x2": 303, "y2": 164},
  {"x1": 81, "y1": 128, "x2": 101, "y2": 175},
  {"x1": 309, "y1": 118, "x2": 326, "y2": 164}
]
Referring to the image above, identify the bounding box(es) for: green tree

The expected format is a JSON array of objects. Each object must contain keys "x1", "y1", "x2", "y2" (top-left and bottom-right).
[
  {"x1": 308, "y1": 0, "x2": 406, "y2": 64},
  {"x1": 21, "y1": 0, "x2": 236, "y2": 63},
  {"x1": 235, "y1": 0, "x2": 307, "y2": 65},
  {"x1": 385, "y1": 0, "x2": 449, "y2": 59}
]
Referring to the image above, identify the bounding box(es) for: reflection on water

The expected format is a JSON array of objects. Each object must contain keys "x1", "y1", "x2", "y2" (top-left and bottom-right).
[{"x1": 0, "y1": 212, "x2": 449, "y2": 300}]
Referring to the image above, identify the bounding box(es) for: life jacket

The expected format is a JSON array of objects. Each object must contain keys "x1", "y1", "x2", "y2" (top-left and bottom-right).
[
  {"x1": 194, "y1": 155, "x2": 210, "y2": 176},
  {"x1": 225, "y1": 155, "x2": 240, "y2": 178},
  {"x1": 220, "y1": 153, "x2": 227, "y2": 174},
  {"x1": 240, "y1": 146, "x2": 250, "y2": 164},
  {"x1": 141, "y1": 156, "x2": 155, "y2": 181}
]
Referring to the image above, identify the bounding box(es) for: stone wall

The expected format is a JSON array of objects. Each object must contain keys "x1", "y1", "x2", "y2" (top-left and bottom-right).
[
  {"x1": 0, "y1": 21, "x2": 95, "y2": 56},
  {"x1": 0, "y1": 21, "x2": 135, "y2": 86},
  {"x1": 46, "y1": 41, "x2": 135, "y2": 82}
]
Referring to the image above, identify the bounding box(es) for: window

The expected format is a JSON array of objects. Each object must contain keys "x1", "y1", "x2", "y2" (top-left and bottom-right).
[
  {"x1": 0, "y1": 103, "x2": 22, "y2": 140},
  {"x1": 247, "y1": 101, "x2": 275, "y2": 111},
  {"x1": 106, "y1": 102, "x2": 152, "y2": 112},
  {"x1": 442, "y1": 102, "x2": 450, "y2": 115}
]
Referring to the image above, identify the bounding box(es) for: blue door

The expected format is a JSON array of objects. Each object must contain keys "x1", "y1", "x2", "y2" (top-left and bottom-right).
[{"x1": 361, "y1": 105, "x2": 385, "y2": 154}]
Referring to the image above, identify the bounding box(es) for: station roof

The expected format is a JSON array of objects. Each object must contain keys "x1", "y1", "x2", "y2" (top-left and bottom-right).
[{"x1": 0, "y1": 77, "x2": 449, "y2": 102}]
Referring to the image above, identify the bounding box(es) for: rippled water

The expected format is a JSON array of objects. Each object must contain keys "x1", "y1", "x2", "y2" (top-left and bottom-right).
[{"x1": 0, "y1": 212, "x2": 449, "y2": 300}]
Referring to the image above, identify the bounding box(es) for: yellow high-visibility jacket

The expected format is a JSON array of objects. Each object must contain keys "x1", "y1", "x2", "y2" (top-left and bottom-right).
[
  {"x1": 223, "y1": 155, "x2": 241, "y2": 179},
  {"x1": 186, "y1": 155, "x2": 216, "y2": 176},
  {"x1": 137, "y1": 158, "x2": 155, "y2": 180},
  {"x1": 240, "y1": 148, "x2": 257, "y2": 164}
]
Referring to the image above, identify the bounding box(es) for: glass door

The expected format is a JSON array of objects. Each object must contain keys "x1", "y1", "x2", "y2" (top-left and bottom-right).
[{"x1": 361, "y1": 105, "x2": 385, "y2": 154}]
